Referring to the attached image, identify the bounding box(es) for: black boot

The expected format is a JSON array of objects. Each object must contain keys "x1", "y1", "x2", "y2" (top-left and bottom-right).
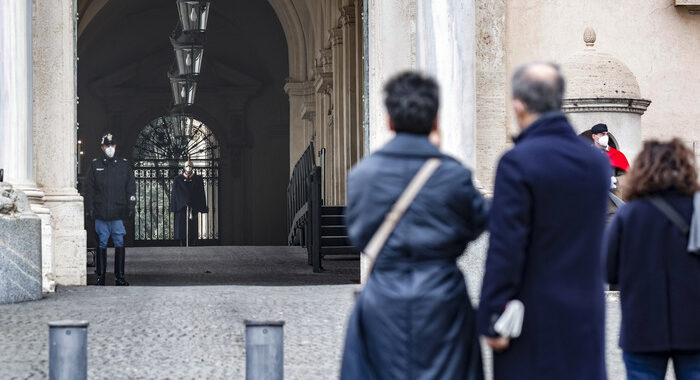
[
  {"x1": 95, "y1": 248, "x2": 106, "y2": 286},
  {"x1": 114, "y1": 247, "x2": 129, "y2": 286}
]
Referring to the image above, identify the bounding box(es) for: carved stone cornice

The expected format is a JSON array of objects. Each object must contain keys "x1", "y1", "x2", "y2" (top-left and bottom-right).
[
  {"x1": 284, "y1": 80, "x2": 315, "y2": 98},
  {"x1": 563, "y1": 98, "x2": 652, "y2": 115},
  {"x1": 675, "y1": 0, "x2": 700, "y2": 14},
  {"x1": 340, "y1": 5, "x2": 356, "y2": 27}
]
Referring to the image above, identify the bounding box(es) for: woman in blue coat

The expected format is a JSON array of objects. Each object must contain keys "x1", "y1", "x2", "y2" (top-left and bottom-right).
[
  {"x1": 606, "y1": 139, "x2": 700, "y2": 379},
  {"x1": 340, "y1": 72, "x2": 489, "y2": 379}
]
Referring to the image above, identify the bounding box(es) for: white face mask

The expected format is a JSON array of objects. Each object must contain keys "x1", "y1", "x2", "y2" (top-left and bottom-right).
[
  {"x1": 105, "y1": 146, "x2": 116, "y2": 158},
  {"x1": 597, "y1": 135, "x2": 609, "y2": 148},
  {"x1": 184, "y1": 166, "x2": 192, "y2": 174}
]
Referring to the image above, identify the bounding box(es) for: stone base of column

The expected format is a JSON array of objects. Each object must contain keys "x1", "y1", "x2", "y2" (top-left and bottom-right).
[
  {"x1": 13, "y1": 184, "x2": 56, "y2": 293},
  {"x1": 44, "y1": 189, "x2": 86, "y2": 286}
]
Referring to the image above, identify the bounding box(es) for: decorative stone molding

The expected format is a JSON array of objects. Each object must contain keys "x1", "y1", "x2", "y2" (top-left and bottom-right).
[
  {"x1": 329, "y1": 27, "x2": 343, "y2": 46},
  {"x1": 675, "y1": 0, "x2": 700, "y2": 14},
  {"x1": 300, "y1": 101, "x2": 316, "y2": 122},
  {"x1": 563, "y1": 28, "x2": 643, "y2": 99},
  {"x1": 314, "y1": 72, "x2": 333, "y2": 94},
  {"x1": 284, "y1": 80, "x2": 315, "y2": 98},
  {"x1": 584, "y1": 27, "x2": 596, "y2": 47},
  {"x1": 0, "y1": 183, "x2": 31, "y2": 216},
  {"x1": 340, "y1": 5, "x2": 356, "y2": 27},
  {"x1": 563, "y1": 98, "x2": 652, "y2": 115}
]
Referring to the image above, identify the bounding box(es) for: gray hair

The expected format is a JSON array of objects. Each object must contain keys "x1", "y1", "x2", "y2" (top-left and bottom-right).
[{"x1": 511, "y1": 62, "x2": 565, "y2": 114}]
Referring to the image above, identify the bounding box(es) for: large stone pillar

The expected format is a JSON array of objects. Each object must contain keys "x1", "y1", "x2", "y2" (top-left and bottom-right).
[
  {"x1": 0, "y1": 0, "x2": 35, "y2": 195},
  {"x1": 366, "y1": 0, "x2": 417, "y2": 151},
  {"x1": 33, "y1": 0, "x2": 86, "y2": 286},
  {"x1": 341, "y1": 3, "x2": 360, "y2": 174},
  {"x1": 0, "y1": 0, "x2": 56, "y2": 292},
  {"x1": 416, "y1": 0, "x2": 477, "y2": 169},
  {"x1": 363, "y1": 0, "x2": 477, "y2": 280},
  {"x1": 330, "y1": 27, "x2": 346, "y2": 205},
  {"x1": 284, "y1": 80, "x2": 315, "y2": 174}
]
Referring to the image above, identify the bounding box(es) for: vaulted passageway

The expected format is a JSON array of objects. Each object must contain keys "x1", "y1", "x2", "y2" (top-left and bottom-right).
[{"x1": 77, "y1": 0, "x2": 291, "y2": 246}]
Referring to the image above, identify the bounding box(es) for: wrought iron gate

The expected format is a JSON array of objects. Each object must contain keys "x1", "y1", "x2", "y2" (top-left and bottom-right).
[{"x1": 132, "y1": 115, "x2": 220, "y2": 245}]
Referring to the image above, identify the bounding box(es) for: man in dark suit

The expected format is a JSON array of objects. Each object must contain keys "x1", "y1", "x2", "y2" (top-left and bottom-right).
[{"x1": 477, "y1": 62, "x2": 610, "y2": 379}]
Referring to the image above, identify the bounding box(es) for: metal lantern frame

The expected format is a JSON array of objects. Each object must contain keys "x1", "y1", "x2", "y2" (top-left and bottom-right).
[
  {"x1": 176, "y1": 0, "x2": 211, "y2": 33},
  {"x1": 169, "y1": 73, "x2": 198, "y2": 106},
  {"x1": 171, "y1": 32, "x2": 206, "y2": 76}
]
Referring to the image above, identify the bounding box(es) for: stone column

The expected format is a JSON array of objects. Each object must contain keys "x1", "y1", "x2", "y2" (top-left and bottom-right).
[
  {"x1": 0, "y1": 0, "x2": 57, "y2": 292},
  {"x1": 341, "y1": 4, "x2": 360, "y2": 172},
  {"x1": 284, "y1": 80, "x2": 315, "y2": 174},
  {"x1": 416, "y1": 0, "x2": 477, "y2": 170},
  {"x1": 363, "y1": 0, "x2": 477, "y2": 280},
  {"x1": 33, "y1": 0, "x2": 86, "y2": 286},
  {"x1": 0, "y1": 0, "x2": 36, "y2": 195},
  {"x1": 475, "y1": 0, "x2": 507, "y2": 193},
  {"x1": 366, "y1": 0, "x2": 417, "y2": 152},
  {"x1": 314, "y1": 65, "x2": 333, "y2": 203},
  {"x1": 330, "y1": 27, "x2": 346, "y2": 205}
]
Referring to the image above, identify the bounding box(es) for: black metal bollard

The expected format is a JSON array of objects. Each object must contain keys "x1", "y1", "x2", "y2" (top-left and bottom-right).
[
  {"x1": 245, "y1": 320, "x2": 284, "y2": 380},
  {"x1": 49, "y1": 320, "x2": 88, "y2": 380}
]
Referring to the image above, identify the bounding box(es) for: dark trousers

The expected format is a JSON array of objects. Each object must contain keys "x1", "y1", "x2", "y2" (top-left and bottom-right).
[
  {"x1": 174, "y1": 209, "x2": 198, "y2": 246},
  {"x1": 623, "y1": 350, "x2": 700, "y2": 380}
]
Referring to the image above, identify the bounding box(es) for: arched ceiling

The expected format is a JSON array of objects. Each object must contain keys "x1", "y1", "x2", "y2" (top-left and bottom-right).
[{"x1": 77, "y1": 0, "x2": 315, "y2": 80}]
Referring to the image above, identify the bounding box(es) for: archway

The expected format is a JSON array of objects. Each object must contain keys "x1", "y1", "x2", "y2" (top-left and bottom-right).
[
  {"x1": 132, "y1": 115, "x2": 220, "y2": 246},
  {"x1": 77, "y1": 0, "x2": 290, "y2": 246}
]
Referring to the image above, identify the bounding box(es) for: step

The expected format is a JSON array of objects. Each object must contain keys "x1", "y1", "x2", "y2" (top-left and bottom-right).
[
  {"x1": 321, "y1": 225, "x2": 347, "y2": 236},
  {"x1": 322, "y1": 255, "x2": 361, "y2": 261},
  {"x1": 322, "y1": 206, "x2": 346, "y2": 216},
  {"x1": 321, "y1": 246, "x2": 359, "y2": 256},
  {"x1": 321, "y1": 215, "x2": 345, "y2": 226},
  {"x1": 322, "y1": 236, "x2": 352, "y2": 247}
]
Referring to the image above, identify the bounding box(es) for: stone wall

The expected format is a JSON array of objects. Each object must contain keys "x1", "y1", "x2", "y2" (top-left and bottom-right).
[{"x1": 506, "y1": 0, "x2": 700, "y2": 149}]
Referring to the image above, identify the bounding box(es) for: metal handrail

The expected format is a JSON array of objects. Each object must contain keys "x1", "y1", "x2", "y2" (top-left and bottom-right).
[{"x1": 286, "y1": 143, "x2": 316, "y2": 244}]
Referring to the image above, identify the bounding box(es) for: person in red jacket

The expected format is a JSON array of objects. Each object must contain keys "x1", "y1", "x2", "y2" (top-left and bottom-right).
[{"x1": 591, "y1": 123, "x2": 630, "y2": 175}]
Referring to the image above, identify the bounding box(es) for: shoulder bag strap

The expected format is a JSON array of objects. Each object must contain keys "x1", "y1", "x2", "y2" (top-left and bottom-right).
[
  {"x1": 648, "y1": 197, "x2": 689, "y2": 235},
  {"x1": 361, "y1": 158, "x2": 442, "y2": 283}
]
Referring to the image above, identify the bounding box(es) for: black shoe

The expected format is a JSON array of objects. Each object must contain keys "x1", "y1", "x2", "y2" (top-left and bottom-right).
[
  {"x1": 114, "y1": 247, "x2": 129, "y2": 286},
  {"x1": 95, "y1": 247, "x2": 107, "y2": 286}
]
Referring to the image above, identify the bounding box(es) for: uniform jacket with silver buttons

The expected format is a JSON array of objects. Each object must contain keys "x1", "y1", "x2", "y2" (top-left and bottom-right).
[{"x1": 84, "y1": 156, "x2": 136, "y2": 221}]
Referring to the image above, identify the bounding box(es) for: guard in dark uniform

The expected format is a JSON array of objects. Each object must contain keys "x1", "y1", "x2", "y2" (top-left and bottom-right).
[
  {"x1": 84, "y1": 133, "x2": 136, "y2": 286},
  {"x1": 169, "y1": 160, "x2": 207, "y2": 246}
]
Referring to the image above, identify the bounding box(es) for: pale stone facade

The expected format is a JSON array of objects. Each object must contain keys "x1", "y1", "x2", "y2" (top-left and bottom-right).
[{"x1": 1, "y1": 0, "x2": 700, "y2": 285}]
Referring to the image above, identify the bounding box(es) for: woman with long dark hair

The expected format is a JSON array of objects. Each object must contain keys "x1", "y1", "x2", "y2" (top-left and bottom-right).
[{"x1": 606, "y1": 138, "x2": 700, "y2": 379}]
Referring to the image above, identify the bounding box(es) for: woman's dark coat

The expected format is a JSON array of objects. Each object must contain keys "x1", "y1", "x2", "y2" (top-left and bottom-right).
[
  {"x1": 170, "y1": 173, "x2": 207, "y2": 241},
  {"x1": 339, "y1": 133, "x2": 489, "y2": 380},
  {"x1": 476, "y1": 112, "x2": 611, "y2": 380},
  {"x1": 606, "y1": 189, "x2": 700, "y2": 352}
]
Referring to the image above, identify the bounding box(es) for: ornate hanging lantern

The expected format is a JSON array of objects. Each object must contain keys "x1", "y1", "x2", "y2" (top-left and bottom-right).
[
  {"x1": 171, "y1": 33, "x2": 205, "y2": 76},
  {"x1": 176, "y1": 0, "x2": 211, "y2": 33},
  {"x1": 169, "y1": 74, "x2": 197, "y2": 106}
]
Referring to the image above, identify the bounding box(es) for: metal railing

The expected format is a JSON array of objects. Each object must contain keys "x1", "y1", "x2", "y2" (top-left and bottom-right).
[
  {"x1": 133, "y1": 159, "x2": 219, "y2": 245},
  {"x1": 286, "y1": 143, "x2": 317, "y2": 245}
]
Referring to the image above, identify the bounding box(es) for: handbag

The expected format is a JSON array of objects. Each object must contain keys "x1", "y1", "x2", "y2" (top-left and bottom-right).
[{"x1": 359, "y1": 158, "x2": 442, "y2": 285}]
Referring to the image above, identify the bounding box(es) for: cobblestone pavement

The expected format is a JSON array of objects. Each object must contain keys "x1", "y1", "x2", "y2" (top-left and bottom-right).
[
  {"x1": 0, "y1": 243, "x2": 675, "y2": 379},
  {"x1": 0, "y1": 285, "x2": 357, "y2": 379}
]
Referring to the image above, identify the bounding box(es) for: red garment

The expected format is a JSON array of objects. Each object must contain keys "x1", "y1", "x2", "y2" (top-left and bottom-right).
[{"x1": 606, "y1": 147, "x2": 630, "y2": 171}]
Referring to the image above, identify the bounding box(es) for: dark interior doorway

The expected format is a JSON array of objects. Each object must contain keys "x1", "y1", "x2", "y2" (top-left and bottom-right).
[{"x1": 77, "y1": 0, "x2": 290, "y2": 247}]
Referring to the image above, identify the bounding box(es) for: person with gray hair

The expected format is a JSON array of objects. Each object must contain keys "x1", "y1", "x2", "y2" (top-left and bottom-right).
[{"x1": 477, "y1": 62, "x2": 610, "y2": 379}]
